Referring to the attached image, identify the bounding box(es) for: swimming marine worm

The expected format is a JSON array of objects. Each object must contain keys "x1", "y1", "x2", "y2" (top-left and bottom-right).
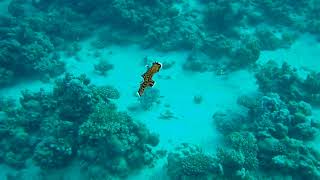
[{"x1": 137, "y1": 62, "x2": 162, "y2": 97}]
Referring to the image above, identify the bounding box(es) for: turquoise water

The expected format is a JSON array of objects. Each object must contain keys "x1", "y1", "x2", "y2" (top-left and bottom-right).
[{"x1": 0, "y1": 0, "x2": 320, "y2": 179}]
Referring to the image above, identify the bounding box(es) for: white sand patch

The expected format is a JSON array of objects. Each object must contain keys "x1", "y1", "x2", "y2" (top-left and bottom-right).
[
  {"x1": 259, "y1": 34, "x2": 320, "y2": 71},
  {"x1": 0, "y1": 79, "x2": 52, "y2": 102},
  {"x1": 64, "y1": 42, "x2": 258, "y2": 154}
]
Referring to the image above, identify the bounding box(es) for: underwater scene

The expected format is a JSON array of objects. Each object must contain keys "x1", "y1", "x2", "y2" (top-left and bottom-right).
[{"x1": 0, "y1": 0, "x2": 320, "y2": 179}]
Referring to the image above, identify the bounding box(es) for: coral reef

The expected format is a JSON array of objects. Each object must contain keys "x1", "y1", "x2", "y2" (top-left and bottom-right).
[
  {"x1": 0, "y1": 74, "x2": 159, "y2": 178},
  {"x1": 1, "y1": 0, "x2": 318, "y2": 86},
  {"x1": 79, "y1": 102, "x2": 159, "y2": 177},
  {"x1": 92, "y1": 85, "x2": 120, "y2": 101},
  {"x1": 166, "y1": 142, "x2": 259, "y2": 179},
  {"x1": 0, "y1": 19, "x2": 65, "y2": 85},
  {"x1": 213, "y1": 92, "x2": 320, "y2": 179},
  {"x1": 229, "y1": 40, "x2": 260, "y2": 69},
  {"x1": 53, "y1": 74, "x2": 95, "y2": 122},
  {"x1": 1, "y1": 0, "x2": 320, "y2": 179},
  {"x1": 255, "y1": 60, "x2": 320, "y2": 105},
  {"x1": 212, "y1": 59, "x2": 320, "y2": 178},
  {"x1": 166, "y1": 143, "x2": 221, "y2": 180},
  {"x1": 213, "y1": 111, "x2": 246, "y2": 136},
  {"x1": 33, "y1": 136, "x2": 73, "y2": 169}
]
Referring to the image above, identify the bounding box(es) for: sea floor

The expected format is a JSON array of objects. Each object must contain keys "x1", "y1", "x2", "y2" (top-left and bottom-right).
[
  {"x1": 1, "y1": 34, "x2": 320, "y2": 179},
  {"x1": 0, "y1": 0, "x2": 9, "y2": 15}
]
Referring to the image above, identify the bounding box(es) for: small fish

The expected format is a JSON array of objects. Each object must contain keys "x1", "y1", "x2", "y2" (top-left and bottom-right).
[{"x1": 137, "y1": 62, "x2": 162, "y2": 96}]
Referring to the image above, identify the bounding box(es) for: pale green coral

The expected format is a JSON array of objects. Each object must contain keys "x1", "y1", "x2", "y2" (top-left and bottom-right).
[
  {"x1": 180, "y1": 153, "x2": 215, "y2": 177},
  {"x1": 226, "y1": 132, "x2": 259, "y2": 170},
  {"x1": 92, "y1": 85, "x2": 120, "y2": 101},
  {"x1": 167, "y1": 144, "x2": 220, "y2": 180},
  {"x1": 79, "y1": 103, "x2": 131, "y2": 140}
]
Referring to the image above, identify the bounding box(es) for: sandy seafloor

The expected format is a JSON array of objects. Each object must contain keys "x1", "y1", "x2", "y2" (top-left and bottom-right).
[{"x1": 0, "y1": 30, "x2": 320, "y2": 179}]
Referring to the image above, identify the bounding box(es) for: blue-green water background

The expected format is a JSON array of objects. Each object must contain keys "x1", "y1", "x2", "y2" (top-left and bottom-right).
[{"x1": 0, "y1": 0, "x2": 320, "y2": 179}]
